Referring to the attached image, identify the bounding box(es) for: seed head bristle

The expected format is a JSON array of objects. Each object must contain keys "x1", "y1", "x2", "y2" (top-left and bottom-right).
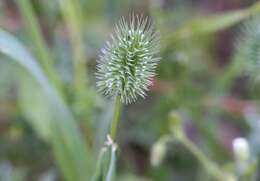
[
  {"x1": 236, "y1": 16, "x2": 260, "y2": 77},
  {"x1": 96, "y1": 14, "x2": 160, "y2": 104}
]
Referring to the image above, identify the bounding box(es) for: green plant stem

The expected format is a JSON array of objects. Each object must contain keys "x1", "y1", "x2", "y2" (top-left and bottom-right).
[
  {"x1": 162, "y1": 1, "x2": 260, "y2": 54},
  {"x1": 58, "y1": 0, "x2": 88, "y2": 96},
  {"x1": 58, "y1": 0, "x2": 94, "y2": 147},
  {"x1": 16, "y1": 0, "x2": 63, "y2": 94},
  {"x1": 0, "y1": 30, "x2": 92, "y2": 181},
  {"x1": 175, "y1": 133, "x2": 234, "y2": 181},
  {"x1": 110, "y1": 96, "x2": 121, "y2": 140}
]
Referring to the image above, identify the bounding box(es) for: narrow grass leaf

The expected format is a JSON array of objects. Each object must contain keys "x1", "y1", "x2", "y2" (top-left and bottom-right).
[{"x1": 0, "y1": 29, "x2": 92, "y2": 181}]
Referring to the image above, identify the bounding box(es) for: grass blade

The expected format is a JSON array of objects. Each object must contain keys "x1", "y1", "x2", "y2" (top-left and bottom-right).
[
  {"x1": 163, "y1": 2, "x2": 260, "y2": 50},
  {"x1": 0, "y1": 29, "x2": 92, "y2": 181},
  {"x1": 91, "y1": 136, "x2": 117, "y2": 181},
  {"x1": 58, "y1": 0, "x2": 89, "y2": 101},
  {"x1": 15, "y1": 0, "x2": 63, "y2": 94}
]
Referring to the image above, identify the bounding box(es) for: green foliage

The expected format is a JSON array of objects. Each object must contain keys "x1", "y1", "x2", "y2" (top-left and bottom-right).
[
  {"x1": 91, "y1": 136, "x2": 117, "y2": 181},
  {"x1": 1, "y1": 0, "x2": 260, "y2": 181},
  {"x1": 16, "y1": 0, "x2": 62, "y2": 93},
  {"x1": 0, "y1": 30, "x2": 92, "y2": 181}
]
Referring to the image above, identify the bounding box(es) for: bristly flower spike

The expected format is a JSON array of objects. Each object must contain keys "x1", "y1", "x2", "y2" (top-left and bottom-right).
[
  {"x1": 96, "y1": 14, "x2": 160, "y2": 104},
  {"x1": 235, "y1": 16, "x2": 260, "y2": 77}
]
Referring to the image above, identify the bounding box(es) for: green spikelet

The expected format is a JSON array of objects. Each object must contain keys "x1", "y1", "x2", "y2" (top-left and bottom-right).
[
  {"x1": 236, "y1": 17, "x2": 260, "y2": 77},
  {"x1": 96, "y1": 15, "x2": 160, "y2": 104}
]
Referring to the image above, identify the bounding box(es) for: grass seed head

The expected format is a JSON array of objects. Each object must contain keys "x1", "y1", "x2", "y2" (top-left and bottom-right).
[{"x1": 96, "y1": 14, "x2": 160, "y2": 104}]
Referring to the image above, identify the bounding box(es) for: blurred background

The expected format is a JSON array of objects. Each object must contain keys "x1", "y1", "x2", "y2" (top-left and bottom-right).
[{"x1": 0, "y1": 0, "x2": 260, "y2": 180}]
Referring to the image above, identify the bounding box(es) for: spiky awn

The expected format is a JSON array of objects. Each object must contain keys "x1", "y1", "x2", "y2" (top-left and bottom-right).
[{"x1": 96, "y1": 15, "x2": 160, "y2": 104}]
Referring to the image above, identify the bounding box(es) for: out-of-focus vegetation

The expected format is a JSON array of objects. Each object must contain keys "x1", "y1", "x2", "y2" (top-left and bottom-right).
[{"x1": 0, "y1": 0, "x2": 260, "y2": 180}]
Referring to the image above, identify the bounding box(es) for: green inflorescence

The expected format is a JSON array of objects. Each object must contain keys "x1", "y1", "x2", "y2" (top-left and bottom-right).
[
  {"x1": 96, "y1": 15, "x2": 160, "y2": 104},
  {"x1": 236, "y1": 17, "x2": 260, "y2": 77}
]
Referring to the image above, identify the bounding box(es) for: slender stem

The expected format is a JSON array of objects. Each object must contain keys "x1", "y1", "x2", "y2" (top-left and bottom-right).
[
  {"x1": 58, "y1": 0, "x2": 88, "y2": 96},
  {"x1": 16, "y1": 0, "x2": 63, "y2": 94},
  {"x1": 58, "y1": 0, "x2": 93, "y2": 146},
  {"x1": 110, "y1": 96, "x2": 121, "y2": 140},
  {"x1": 176, "y1": 133, "x2": 234, "y2": 181}
]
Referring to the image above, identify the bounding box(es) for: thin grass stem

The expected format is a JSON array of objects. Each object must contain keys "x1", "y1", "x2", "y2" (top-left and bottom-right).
[
  {"x1": 176, "y1": 133, "x2": 235, "y2": 181},
  {"x1": 110, "y1": 96, "x2": 121, "y2": 140},
  {"x1": 16, "y1": 0, "x2": 63, "y2": 94}
]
